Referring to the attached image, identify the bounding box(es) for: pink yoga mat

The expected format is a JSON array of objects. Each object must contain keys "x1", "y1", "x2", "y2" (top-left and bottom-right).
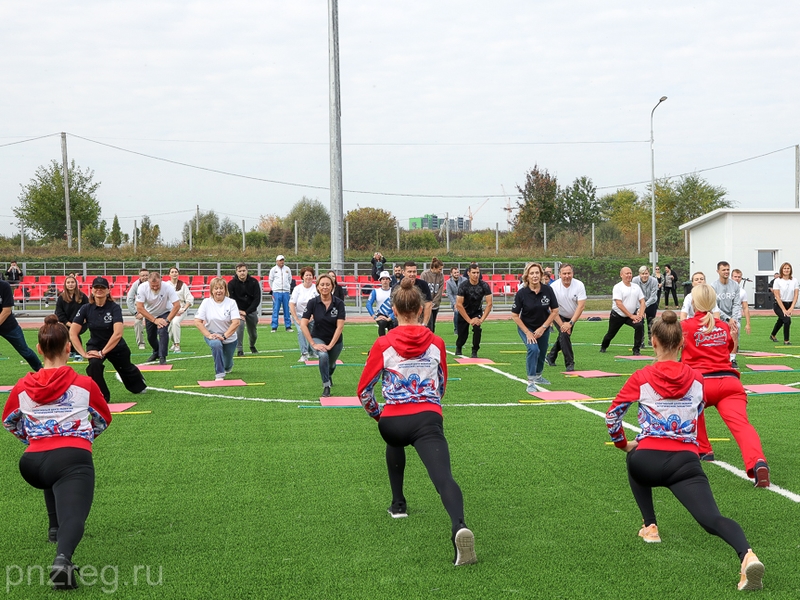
[
  {"x1": 743, "y1": 383, "x2": 800, "y2": 394},
  {"x1": 197, "y1": 379, "x2": 248, "y2": 388},
  {"x1": 529, "y1": 391, "x2": 593, "y2": 400},
  {"x1": 615, "y1": 355, "x2": 653, "y2": 361},
  {"x1": 138, "y1": 364, "x2": 173, "y2": 371},
  {"x1": 564, "y1": 370, "x2": 622, "y2": 378},
  {"x1": 740, "y1": 351, "x2": 785, "y2": 358},
  {"x1": 745, "y1": 364, "x2": 793, "y2": 371},
  {"x1": 108, "y1": 402, "x2": 137, "y2": 413},
  {"x1": 0, "y1": 385, "x2": 13, "y2": 393},
  {"x1": 319, "y1": 396, "x2": 361, "y2": 407},
  {"x1": 304, "y1": 360, "x2": 344, "y2": 366},
  {"x1": 454, "y1": 357, "x2": 495, "y2": 364}
]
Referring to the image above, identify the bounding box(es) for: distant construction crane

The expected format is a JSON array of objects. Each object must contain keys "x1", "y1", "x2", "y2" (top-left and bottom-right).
[
  {"x1": 501, "y1": 185, "x2": 515, "y2": 228},
  {"x1": 468, "y1": 197, "x2": 490, "y2": 226}
]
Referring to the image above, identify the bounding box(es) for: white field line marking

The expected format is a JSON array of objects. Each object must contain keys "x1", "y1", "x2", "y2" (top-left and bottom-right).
[
  {"x1": 467, "y1": 352, "x2": 800, "y2": 503},
  {"x1": 146, "y1": 386, "x2": 303, "y2": 403}
]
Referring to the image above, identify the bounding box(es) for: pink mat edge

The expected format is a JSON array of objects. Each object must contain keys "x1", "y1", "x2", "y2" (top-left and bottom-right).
[
  {"x1": 530, "y1": 391, "x2": 593, "y2": 400},
  {"x1": 197, "y1": 379, "x2": 248, "y2": 387},
  {"x1": 319, "y1": 396, "x2": 361, "y2": 406},
  {"x1": 108, "y1": 402, "x2": 137, "y2": 413}
]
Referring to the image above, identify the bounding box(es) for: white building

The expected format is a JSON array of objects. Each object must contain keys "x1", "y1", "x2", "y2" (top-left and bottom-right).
[{"x1": 679, "y1": 208, "x2": 800, "y2": 308}]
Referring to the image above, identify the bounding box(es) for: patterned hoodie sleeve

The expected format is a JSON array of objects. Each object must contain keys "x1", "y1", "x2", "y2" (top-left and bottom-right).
[
  {"x1": 357, "y1": 339, "x2": 387, "y2": 419},
  {"x1": 605, "y1": 371, "x2": 643, "y2": 448},
  {"x1": 2, "y1": 387, "x2": 28, "y2": 443},
  {"x1": 86, "y1": 379, "x2": 113, "y2": 438}
]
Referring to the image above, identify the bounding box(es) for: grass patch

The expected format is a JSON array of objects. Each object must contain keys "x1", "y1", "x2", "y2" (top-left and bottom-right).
[{"x1": 1, "y1": 316, "x2": 798, "y2": 598}]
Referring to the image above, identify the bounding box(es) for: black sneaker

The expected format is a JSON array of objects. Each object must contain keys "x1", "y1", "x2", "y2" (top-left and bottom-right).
[
  {"x1": 470, "y1": 352, "x2": 478, "y2": 359},
  {"x1": 237, "y1": 350, "x2": 244, "y2": 357},
  {"x1": 387, "y1": 502, "x2": 408, "y2": 518},
  {"x1": 250, "y1": 347, "x2": 259, "y2": 354},
  {"x1": 544, "y1": 355, "x2": 556, "y2": 367},
  {"x1": 147, "y1": 353, "x2": 158, "y2": 362},
  {"x1": 731, "y1": 359, "x2": 739, "y2": 369},
  {"x1": 159, "y1": 357, "x2": 167, "y2": 366},
  {"x1": 565, "y1": 366, "x2": 575, "y2": 372},
  {"x1": 754, "y1": 460, "x2": 770, "y2": 488},
  {"x1": 48, "y1": 527, "x2": 58, "y2": 544},
  {"x1": 322, "y1": 386, "x2": 331, "y2": 398},
  {"x1": 632, "y1": 349, "x2": 641, "y2": 356},
  {"x1": 599, "y1": 347, "x2": 607, "y2": 353},
  {"x1": 699, "y1": 452, "x2": 715, "y2": 462},
  {"x1": 285, "y1": 328, "x2": 293, "y2": 333},
  {"x1": 50, "y1": 554, "x2": 79, "y2": 590},
  {"x1": 455, "y1": 347, "x2": 463, "y2": 357}
]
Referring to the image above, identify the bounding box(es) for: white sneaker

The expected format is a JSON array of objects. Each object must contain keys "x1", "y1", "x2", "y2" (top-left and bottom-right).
[
  {"x1": 454, "y1": 528, "x2": 477, "y2": 566},
  {"x1": 115, "y1": 372, "x2": 123, "y2": 383},
  {"x1": 138, "y1": 344, "x2": 146, "y2": 350},
  {"x1": 299, "y1": 354, "x2": 308, "y2": 362},
  {"x1": 215, "y1": 374, "x2": 225, "y2": 381}
]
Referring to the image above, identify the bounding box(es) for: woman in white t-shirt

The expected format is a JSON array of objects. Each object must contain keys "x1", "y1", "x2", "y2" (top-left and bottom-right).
[
  {"x1": 195, "y1": 277, "x2": 241, "y2": 380},
  {"x1": 289, "y1": 267, "x2": 319, "y2": 362},
  {"x1": 770, "y1": 262, "x2": 799, "y2": 345},
  {"x1": 680, "y1": 272, "x2": 720, "y2": 321},
  {"x1": 167, "y1": 267, "x2": 195, "y2": 353}
]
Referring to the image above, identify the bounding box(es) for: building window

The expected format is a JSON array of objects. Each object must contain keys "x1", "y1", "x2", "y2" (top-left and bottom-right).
[{"x1": 757, "y1": 250, "x2": 775, "y2": 272}]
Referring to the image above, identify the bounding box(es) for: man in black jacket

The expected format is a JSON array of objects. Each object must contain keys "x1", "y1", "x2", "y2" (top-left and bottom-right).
[{"x1": 228, "y1": 263, "x2": 262, "y2": 356}]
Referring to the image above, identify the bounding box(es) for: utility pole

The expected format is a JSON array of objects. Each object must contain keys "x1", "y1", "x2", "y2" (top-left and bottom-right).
[
  {"x1": 196, "y1": 205, "x2": 200, "y2": 234},
  {"x1": 328, "y1": 0, "x2": 344, "y2": 275},
  {"x1": 61, "y1": 132, "x2": 72, "y2": 249}
]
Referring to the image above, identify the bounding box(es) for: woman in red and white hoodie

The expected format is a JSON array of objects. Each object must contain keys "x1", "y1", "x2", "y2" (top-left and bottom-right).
[
  {"x1": 606, "y1": 310, "x2": 764, "y2": 591},
  {"x1": 681, "y1": 283, "x2": 770, "y2": 487},
  {"x1": 3, "y1": 315, "x2": 112, "y2": 590},
  {"x1": 357, "y1": 276, "x2": 476, "y2": 566}
]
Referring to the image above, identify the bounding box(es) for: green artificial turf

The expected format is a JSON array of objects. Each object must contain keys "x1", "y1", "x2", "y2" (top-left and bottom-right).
[{"x1": 1, "y1": 316, "x2": 799, "y2": 598}]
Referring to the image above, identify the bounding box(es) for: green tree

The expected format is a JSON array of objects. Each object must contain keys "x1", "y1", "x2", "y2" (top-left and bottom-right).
[
  {"x1": 345, "y1": 206, "x2": 396, "y2": 250},
  {"x1": 14, "y1": 159, "x2": 103, "y2": 245},
  {"x1": 560, "y1": 176, "x2": 600, "y2": 235},
  {"x1": 599, "y1": 188, "x2": 650, "y2": 237},
  {"x1": 652, "y1": 174, "x2": 733, "y2": 245},
  {"x1": 182, "y1": 211, "x2": 240, "y2": 245},
  {"x1": 514, "y1": 164, "x2": 560, "y2": 243},
  {"x1": 285, "y1": 197, "x2": 330, "y2": 243},
  {"x1": 138, "y1": 215, "x2": 162, "y2": 247},
  {"x1": 109, "y1": 215, "x2": 123, "y2": 248}
]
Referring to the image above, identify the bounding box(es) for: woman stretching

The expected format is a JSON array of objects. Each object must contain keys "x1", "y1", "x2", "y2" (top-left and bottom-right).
[
  {"x1": 3, "y1": 315, "x2": 112, "y2": 590},
  {"x1": 606, "y1": 310, "x2": 764, "y2": 590},
  {"x1": 357, "y1": 276, "x2": 476, "y2": 566},
  {"x1": 300, "y1": 274, "x2": 345, "y2": 398},
  {"x1": 682, "y1": 284, "x2": 770, "y2": 486},
  {"x1": 55, "y1": 275, "x2": 88, "y2": 361},
  {"x1": 770, "y1": 261, "x2": 798, "y2": 345}
]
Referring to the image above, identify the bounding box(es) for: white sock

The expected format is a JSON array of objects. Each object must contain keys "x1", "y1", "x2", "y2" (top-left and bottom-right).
[{"x1": 730, "y1": 353, "x2": 736, "y2": 361}]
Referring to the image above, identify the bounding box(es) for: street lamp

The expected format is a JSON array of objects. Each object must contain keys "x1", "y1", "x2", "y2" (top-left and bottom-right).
[{"x1": 650, "y1": 95, "x2": 667, "y2": 271}]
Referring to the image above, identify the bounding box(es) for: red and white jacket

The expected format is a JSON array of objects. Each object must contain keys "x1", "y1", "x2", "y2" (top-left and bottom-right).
[
  {"x1": 606, "y1": 361, "x2": 704, "y2": 453},
  {"x1": 3, "y1": 366, "x2": 111, "y2": 453},
  {"x1": 680, "y1": 312, "x2": 738, "y2": 376},
  {"x1": 357, "y1": 325, "x2": 447, "y2": 419}
]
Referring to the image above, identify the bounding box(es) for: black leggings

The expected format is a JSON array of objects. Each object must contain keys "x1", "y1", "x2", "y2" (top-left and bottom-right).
[
  {"x1": 86, "y1": 341, "x2": 147, "y2": 402},
  {"x1": 626, "y1": 449, "x2": 750, "y2": 560},
  {"x1": 663, "y1": 286, "x2": 678, "y2": 306},
  {"x1": 378, "y1": 411, "x2": 466, "y2": 534},
  {"x1": 19, "y1": 448, "x2": 95, "y2": 560},
  {"x1": 771, "y1": 301, "x2": 793, "y2": 342}
]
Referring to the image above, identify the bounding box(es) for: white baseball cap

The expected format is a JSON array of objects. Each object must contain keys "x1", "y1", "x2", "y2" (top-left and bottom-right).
[{"x1": 276, "y1": 255, "x2": 285, "y2": 261}]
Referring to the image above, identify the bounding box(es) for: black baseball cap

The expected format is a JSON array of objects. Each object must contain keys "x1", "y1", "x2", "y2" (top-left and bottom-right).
[{"x1": 91, "y1": 277, "x2": 110, "y2": 288}]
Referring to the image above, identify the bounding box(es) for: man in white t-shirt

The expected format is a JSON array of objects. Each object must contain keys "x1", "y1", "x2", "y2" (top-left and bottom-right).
[
  {"x1": 136, "y1": 272, "x2": 180, "y2": 364},
  {"x1": 545, "y1": 264, "x2": 587, "y2": 371},
  {"x1": 600, "y1": 267, "x2": 646, "y2": 355},
  {"x1": 269, "y1": 255, "x2": 293, "y2": 333}
]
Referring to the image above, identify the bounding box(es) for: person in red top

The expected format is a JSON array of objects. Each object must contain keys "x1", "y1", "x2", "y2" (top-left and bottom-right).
[
  {"x1": 606, "y1": 310, "x2": 764, "y2": 591},
  {"x1": 2, "y1": 315, "x2": 112, "y2": 590},
  {"x1": 357, "y1": 276, "x2": 476, "y2": 566},
  {"x1": 681, "y1": 283, "x2": 770, "y2": 486}
]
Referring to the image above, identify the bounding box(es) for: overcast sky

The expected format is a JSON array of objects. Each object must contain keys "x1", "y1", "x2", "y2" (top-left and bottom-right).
[{"x1": 1, "y1": 1, "x2": 798, "y2": 244}]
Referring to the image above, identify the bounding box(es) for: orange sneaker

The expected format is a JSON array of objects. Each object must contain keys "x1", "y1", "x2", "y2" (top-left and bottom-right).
[
  {"x1": 737, "y1": 549, "x2": 764, "y2": 591},
  {"x1": 638, "y1": 524, "x2": 661, "y2": 543}
]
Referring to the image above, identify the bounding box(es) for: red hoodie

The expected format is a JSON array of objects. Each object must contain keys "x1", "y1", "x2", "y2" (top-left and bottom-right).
[
  {"x1": 680, "y1": 312, "x2": 737, "y2": 376},
  {"x1": 606, "y1": 361, "x2": 704, "y2": 453},
  {"x1": 357, "y1": 325, "x2": 448, "y2": 419},
  {"x1": 3, "y1": 365, "x2": 111, "y2": 453}
]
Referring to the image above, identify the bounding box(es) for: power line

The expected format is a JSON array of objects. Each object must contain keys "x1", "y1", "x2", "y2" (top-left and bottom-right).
[
  {"x1": 79, "y1": 135, "x2": 651, "y2": 147},
  {"x1": 0, "y1": 133, "x2": 60, "y2": 149},
  {"x1": 597, "y1": 145, "x2": 796, "y2": 190}
]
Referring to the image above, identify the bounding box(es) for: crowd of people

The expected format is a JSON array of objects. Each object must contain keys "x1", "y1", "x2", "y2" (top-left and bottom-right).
[{"x1": 1, "y1": 255, "x2": 790, "y2": 588}]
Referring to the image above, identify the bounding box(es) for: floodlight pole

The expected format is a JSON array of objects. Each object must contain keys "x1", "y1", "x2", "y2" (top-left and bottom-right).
[
  {"x1": 650, "y1": 96, "x2": 667, "y2": 271},
  {"x1": 328, "y1": 0, "x2": 344, "y2": 275}
]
